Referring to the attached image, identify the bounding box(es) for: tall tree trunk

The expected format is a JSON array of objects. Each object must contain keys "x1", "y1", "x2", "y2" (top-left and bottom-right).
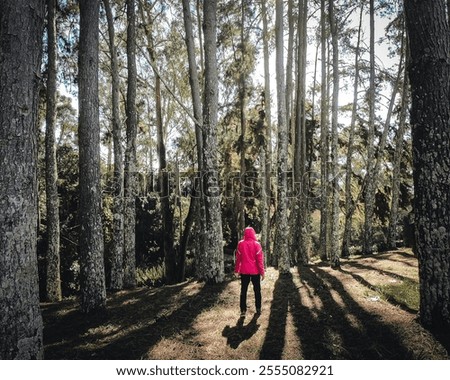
[
  {"x1": 342, "y1": 4, "x2": 363, "y2": 258},
  {"x1": 0, "y1": 0, "x2": 45, "y2": 359},
  {"x1": 78, "y1": 0, "x2": 106, "y2": 313},
  {"x1": 286, "y1": 0, "x2": 295, "y2": 151},
  {"x1": 200, "y1": 0, "x2": 225, "y2": 283},
  {"x1": 388, "y1": 50, "x2": 409, "y2": 250},
  {"x1": 181, "y1": 0, "x2": 204, "y2": 283},
  {"x1": 123, "y1": 0, "x2": 137, "y2": 288},
  {"x1": 404, "y1": 0, "x2": 450, "y2": 334},
  {"x1": 273, "y1": 0, "x2": 290, "y2": 274},
  {"x1": 140, "y1": 1, "x2": 176, "y2": 284},
  {"x1": 238, "y1": 0, "x2": 249, "y2": 236},
  {"x1": 104, "y1": 0, "x2": 124, "y2": 291},
  {"x1": 45, "y1": 0, "x2": 62, "y2": 301},
  {"x1": 329, "y1": 0, "x2": 340, "y2": 269},
  {"x1": 363, "y1": 0, "x2": 376, "y2": 255},
  {"x1": 319, "y1": 0, "x2": 329, "y2": 261},
  {"x1": 293, "y1": 0, "x2": 309, "y2": 266},
  {"x1": 260, "y1": 0, "x2": 273, "y2": 265}
]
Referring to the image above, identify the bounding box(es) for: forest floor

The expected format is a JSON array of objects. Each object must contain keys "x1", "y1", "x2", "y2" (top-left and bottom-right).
[{"x1": 42, "y1": 248, "x2": 450, "y2": 360}]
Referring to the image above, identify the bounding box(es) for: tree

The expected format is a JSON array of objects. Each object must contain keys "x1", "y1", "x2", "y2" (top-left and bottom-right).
[
  {"x1": 0, "y1": 0, "x2": 45, "y2": 359},
  {"x1": 273, "y1": 0, "x2": 290, "y2": 274},
  {"x1": 363, "y1": 0, "x2": 376, "y2": 255},
  {"x1": 404, "y1": 0, "x2": 450, "y2": 334},
  {"x1": 78, "y1": 0, "x2": 107, "y2": 313},
  {"x1": 292, "y1": 0, "x2": 309, "y2": 266},
  {"x1": 123, "y1": 0, "x2": 138, "y2": 288},
  {"x1": 199, "y1": 0, "x2": 225, "y2": 283},
  {"x1": 319, "y1": 0, "x2": 329, "y2": 262},
  {"x1": 104, "y1": 0, "x2": 125, "y2": 291},
  {"x1": 45, "y1": 0, "x2": 62, "y2": 301},
  {"x1": 259, "y1": 0, "x2": 273, "y2": 264},
  {"x1": 139, "y1": 1, "x2": 176, "y2": 284},
  {"x1": 328, "y1": 0, "x2": 340, "y2": 269},
  {"x1": 342, "y1": 2, "x2": 363, "y2": 258}
]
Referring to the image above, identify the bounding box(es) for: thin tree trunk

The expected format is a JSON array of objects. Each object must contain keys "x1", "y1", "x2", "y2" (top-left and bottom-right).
[
  {"x1": 293, "y1": 0, "x2": 309, "y2": 266},
  {"x1": 273, "y1": 0, "x2": 290, "y2": 274},
  {"x1": 104, "y1": 0, "x2": 124, "y2": 291},
  {"x1": 260, "y1": 0, "x2": 273, "y2": 265},
  {"x1": 200, "y1": 0, "x2": 225, "y2": 283},
  {"x1": 388, "y1": 48, "x2": 409, "y2": 250},
  {"x1": 238, "y1": 0, "x2": 248, "y2": 235},
  {"x1": 45, "y1": 0, "x2": 62, "y2": 301},
  {"x1": 0, "y1": 0, "x2": 45, "y2": 359},
  {"x1": 140, "y1": 1, "x2": 176, "y2": 284},
  {"x1": 329, "y1": 0, "x2": 340, "y2": 269},
  {"x1": 363, "y1": 0, "x2": 376, "y2": 255},
  {"x1": 319, "y1": 0, "x2": 329, "y2": 261},
  {"x1": 78, "y1": 0, "x2": 107, "y2": 313},
  {"x1": 123, "y1": 0, "x2": 137, "y2": 288},
  {"x1": 404, "y1": 0, "x2": 450, "y2": 333},
  {"x1": 342, "y1": 4, "x2": 363, "y2": 258}
]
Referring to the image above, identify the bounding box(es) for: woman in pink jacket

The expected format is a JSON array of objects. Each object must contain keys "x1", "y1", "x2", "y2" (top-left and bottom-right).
[{"x1": 234, "y1": 227, "x2": 265, "y2": 317}]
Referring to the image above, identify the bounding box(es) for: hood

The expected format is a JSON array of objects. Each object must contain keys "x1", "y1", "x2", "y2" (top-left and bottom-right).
[{"x1": 243, "y1": 227, "x2": 257, "y2": 241}]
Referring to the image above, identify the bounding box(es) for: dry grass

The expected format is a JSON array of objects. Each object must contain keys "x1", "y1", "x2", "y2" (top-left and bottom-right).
[{"x1": 42, "y1": 249, "x2": 449, "y2": 360}]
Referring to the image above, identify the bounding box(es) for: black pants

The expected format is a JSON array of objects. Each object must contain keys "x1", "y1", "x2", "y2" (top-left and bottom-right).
[{"x1": 240, "y1": 274, "x2": 261, "y2": 312}]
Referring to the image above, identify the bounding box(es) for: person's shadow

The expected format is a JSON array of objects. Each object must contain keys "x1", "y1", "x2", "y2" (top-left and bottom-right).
[{"x1": 222, "y1": 314, "x2": 260, "y2": 349}]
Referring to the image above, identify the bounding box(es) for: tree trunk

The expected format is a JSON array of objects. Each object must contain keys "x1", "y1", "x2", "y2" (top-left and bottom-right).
[
  {"x1": 123, "y1": 0, "x2": 137, "y2": 288},
  {"x1": 45, "y1": 0, "x2": 62, "y2": 301},
  {"x1": 319, "y1": 0, "x2": 329, "y2": 261},
  {"x1": 260, "y1": 0, "x2": 273, "y2": 265},
  {"x1": 104, "y1": 0, "x2": 124, "y2": 291},
  {"x1": 78, "y1": 0, "x2": 106, "y2": 313},
  {"x1": 388, "y1": 50, "x2": 409, "y2": 250},
  {"x1": 342, "y1": 4, "x2": 363, "y2": 258},
  {"x1": 273, "y1": 0, "x2": 290, "y2": 274},
  {"x1": 140, "y1": 1, "x2": 176, "y2": 284},
  {"x1": 293, "y1": 0, "x2": 309, "y2": 266},
  {"x1": 182, "y1": 0, "x2": 205, "y2": 282},
  {"x1": 0, "y1": 0, "x2": 45, "y2": 359},
  {"x1": 363, "y1": 0, "x2": 376, "y2": 255},
  {"x1": 404, "y1": 0, "x2": 450, "y2": 334},
  {"x1": 238, "y1": 0, "x2": 248, "y2": 236},
  {"x1": 199, "y1": 0, "x2": 225, "y2": 283},
  {"x1": 328, "y1": 0, "x2": 340, "y2": 269}
]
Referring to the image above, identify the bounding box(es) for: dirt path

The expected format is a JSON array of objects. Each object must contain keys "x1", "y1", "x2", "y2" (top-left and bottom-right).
[{"x1": 42, "y1": 249, "x2": 449, "y2": 359}]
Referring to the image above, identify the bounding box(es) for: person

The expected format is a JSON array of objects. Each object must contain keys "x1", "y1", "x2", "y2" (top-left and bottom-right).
[{"x1": 234, "y1": 227, "x2": 265, "y2": 317}]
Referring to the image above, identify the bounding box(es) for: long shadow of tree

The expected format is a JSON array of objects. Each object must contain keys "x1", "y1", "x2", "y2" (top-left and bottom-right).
[
  {"x1": 339, "y1": 267, "x2": 418, "y2": 314},
  {"x1": 260, "y1": 266, "x2": 417, "y2": 359},
  {"x1": 43, "y1": 280, "x2": 229, "y2": 359}
]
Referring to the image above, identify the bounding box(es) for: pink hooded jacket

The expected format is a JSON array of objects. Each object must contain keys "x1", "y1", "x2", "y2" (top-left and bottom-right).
[{"x1": 234, "y1": 227, "x2": 265, "y2": 276}]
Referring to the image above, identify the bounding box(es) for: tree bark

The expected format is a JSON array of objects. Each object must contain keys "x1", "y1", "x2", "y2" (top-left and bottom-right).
[
  {"x1": 388, "y1": 49, "x2": 409, "y2": 250},
  {"x1": 198, "y1": 0, "x2": 224, "y2": 283},
  {"x1": 0, "y1": 0, "x2": 45, "y2": 359},
  {"x1": 293, "y1": 0, "x2": 310, "y2": 266},
  {"x1": 78, "y1": 0, "x2": 107, "y2": 313},
  {"x1": 273, "y1": 0, "x2": 290, "y2": 274},
  {"x1": 104, "y1": 0, "x2": 125, "y2": 291},
  {"x1": 182, "y1": 0, "x2": 205, "y2": 282},
  {"x1": 328, "y1": 0, "x2": 340, "y2": 269},
  {"x1": 319, "y1": 0, "x2": 329, "y2": 261},
  {"x1": 363, "y1": 0, "x2": 376, "y2": 255},
  {"x1": 342, "y1": 4, "x2": 363, "y2": 258},
  {"x1": 260, "y1": 0, "x2": 273, "y2": 265},
  {"x1": 404, "y1": 0, "x2": 450, "y2": 333},
  {"x1": 123, "y1": 0, "x2": 137, "y2": 288},
  {"x1": 45, "y1": 0, "x2": 62, "y2": 301}
]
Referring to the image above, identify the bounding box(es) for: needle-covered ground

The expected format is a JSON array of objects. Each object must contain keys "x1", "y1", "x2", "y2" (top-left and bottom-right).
[{"x1": 42, "y1": 249, "x2": 449, "y2": 359}]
